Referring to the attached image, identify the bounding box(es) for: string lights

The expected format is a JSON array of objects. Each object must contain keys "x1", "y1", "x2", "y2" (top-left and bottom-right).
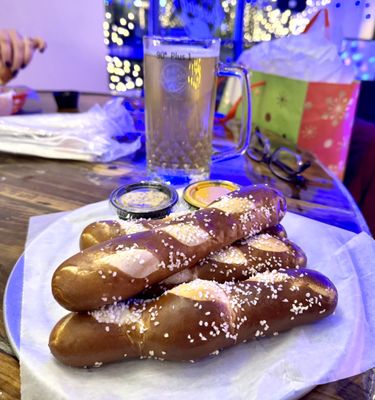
[
  {"x1": 242, "y1": 0, "x2": 333, "y2": 44},
  {"x1": 103, "y1": 3, "x2": 144, "y2": 93},
  {"x1": 103, "y1": 0, "x2": 373, "y2": 91}
]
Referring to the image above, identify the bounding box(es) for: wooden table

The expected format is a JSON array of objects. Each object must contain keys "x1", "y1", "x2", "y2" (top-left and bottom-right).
[{"x1": 0, "y1": 92, "x2": 373, "y2": 399}]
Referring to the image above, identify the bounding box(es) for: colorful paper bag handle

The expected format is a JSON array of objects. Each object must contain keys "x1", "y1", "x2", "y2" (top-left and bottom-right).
[
  {"x1": 303, "y1": 8, "x2": 330, "y2": 33},
  {"x1": 216, "y1": 81, "x2": 266, "y2": 124}
]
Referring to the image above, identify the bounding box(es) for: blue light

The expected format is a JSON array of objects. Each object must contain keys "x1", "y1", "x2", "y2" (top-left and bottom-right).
[
  {"x1": 361, "y1": 73, "x2": 371, "y2": 80},
  {"x1": 160, "y1": 0, "x2": 167, "y2": 7},
  {"x1": 369, "y1": 56, "x2": 375, "y2": 63},
  {"x1": 340, "y1": 51, "x2": 349, "y2": 59},
  {"x1": 352, "y1": 53, "x2": 363, "y2": 61}
]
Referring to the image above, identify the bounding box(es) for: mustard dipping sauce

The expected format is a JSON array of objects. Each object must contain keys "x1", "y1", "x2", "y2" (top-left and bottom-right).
[
  {"x1": 184, "y1": 180, "x2": 240, "y2": 208},
  {"x1": 194, "y1": 186, "x2": 233, "y2": 205}
]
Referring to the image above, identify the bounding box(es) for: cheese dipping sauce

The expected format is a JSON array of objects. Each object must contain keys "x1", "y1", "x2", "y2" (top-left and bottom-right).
[
  {"x1": 183, "y1": 180, "x2": 240, "y2": 209},
  {"x1": 110, "y1": 182, "x2": 179, "y2": 219},
  {"x1": 120, "y1": 189, "x2": 170, "y2": 210}
]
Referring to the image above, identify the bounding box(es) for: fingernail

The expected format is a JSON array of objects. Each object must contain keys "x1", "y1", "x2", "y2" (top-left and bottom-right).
[
  {"x1": 21, "y1": 63, "x2": 26, "y2": 69},
  {"x1": 5, "y1": 61, "x2": 11, "y2": 68},
  {"x1": 12, "y1": 70, "x2": 18, "y2": 77}
]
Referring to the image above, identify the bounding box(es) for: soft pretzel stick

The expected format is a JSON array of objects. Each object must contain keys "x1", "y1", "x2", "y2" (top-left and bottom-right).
[
  {"x1": 79, "y1": 213, "x2": 191, "y2": 250},
  {"x1": 49, "y1": 268, "x2": 338, "y2": 368},
  {"x1": 143, "y1": 233, "x2": 306, "y2": 297},
  {"x1": 196, "y1": 234, "x2": 307, "y2": 280},
  {"x1": 79, "y1": 218, "x2": 287, "y2": 250},
  {"x1": 52, "y1": 185, "x2": 286, "y2": 311},
  {"x1": 263, "y1": 224, "x2": 287, "y2": 239},
  {"x1": 79, "y1": 219, "x2": 302, "y2": 297}
]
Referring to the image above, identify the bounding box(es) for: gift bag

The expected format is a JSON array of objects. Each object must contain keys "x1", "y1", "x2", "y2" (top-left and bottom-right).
[{"x1": 219, "y1": 10, "x2": 359, "y2": 180}]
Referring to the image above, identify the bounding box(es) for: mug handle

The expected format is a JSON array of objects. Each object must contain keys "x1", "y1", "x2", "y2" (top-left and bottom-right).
[{"x1": 212, "y1": 63, "x2": 252, "y2": 163}]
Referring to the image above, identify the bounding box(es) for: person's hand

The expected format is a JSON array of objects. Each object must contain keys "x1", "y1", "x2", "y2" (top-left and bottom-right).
[{"x1": 0, "y1": 29, "x2": 46, "y2": 84}]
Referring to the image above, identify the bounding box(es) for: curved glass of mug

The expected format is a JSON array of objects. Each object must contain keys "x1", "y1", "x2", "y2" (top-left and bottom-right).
[{"x1": 143, "y1": 36, "x2": 252, "y2": 184}]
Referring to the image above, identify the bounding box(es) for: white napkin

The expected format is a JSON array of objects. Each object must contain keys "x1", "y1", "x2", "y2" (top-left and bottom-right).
[
  {"x1": 20, "y1": 202, "x2": 375, "y2": 400},
  {"x1": 0, "y1": 98, "x2": 141, "y2": 162},
  {"x1": 239, "y1": 28, "x2": 356, "y2": 84}
]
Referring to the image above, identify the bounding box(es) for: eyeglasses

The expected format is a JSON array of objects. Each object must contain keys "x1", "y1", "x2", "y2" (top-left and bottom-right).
[{"x1": 246, "y1": 129, "x2": 311, "y2": 182}]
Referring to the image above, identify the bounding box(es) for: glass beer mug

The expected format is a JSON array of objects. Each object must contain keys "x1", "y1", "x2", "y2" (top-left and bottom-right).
[{"x1": 143, "y1": 36, "x2": 251, "y2": 184}]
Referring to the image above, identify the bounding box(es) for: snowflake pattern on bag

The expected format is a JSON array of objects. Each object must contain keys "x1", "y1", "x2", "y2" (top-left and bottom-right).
[
  {"x1": 300, "y1": 125, "x2": 317, "y2": 139},
  {"x1": 321, "y1": 91, "x2": 354, "y2": 127},
  {"x1": 299, "y1": 82, "x2": 360, "y2": 180}
]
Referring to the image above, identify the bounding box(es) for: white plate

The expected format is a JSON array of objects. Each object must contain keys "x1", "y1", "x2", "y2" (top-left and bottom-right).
[{"x1": 12, "y1": 201, "x2": 375, "y2": 400}]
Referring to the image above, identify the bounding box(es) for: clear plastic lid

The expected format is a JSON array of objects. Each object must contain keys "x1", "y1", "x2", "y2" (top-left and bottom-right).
[{"x1": 110, "y1": 181, "x2": 179, "y2": 219}]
